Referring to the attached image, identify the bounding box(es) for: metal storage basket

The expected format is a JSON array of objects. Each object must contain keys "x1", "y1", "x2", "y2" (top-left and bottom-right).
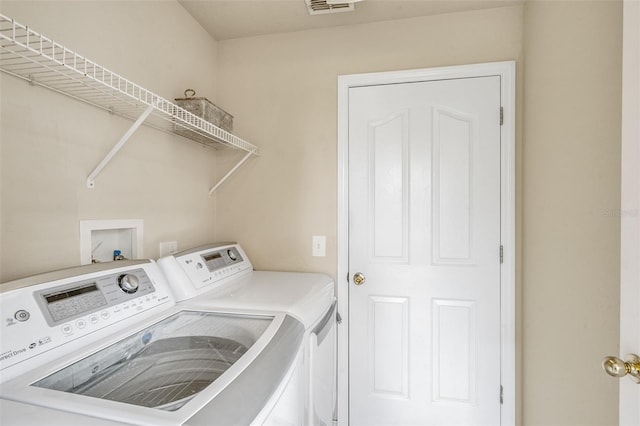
[{"x1": 174, "y1": 89, "x2": 233, "y2": 143}]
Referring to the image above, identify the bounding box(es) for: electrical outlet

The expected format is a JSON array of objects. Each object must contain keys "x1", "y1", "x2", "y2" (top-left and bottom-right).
[
  {"x1": 312, "y1": 235, "x2": 326, "y2": 257},
  {"x1": 159, "y1": 241, "x2": 178, "y2": 257}
]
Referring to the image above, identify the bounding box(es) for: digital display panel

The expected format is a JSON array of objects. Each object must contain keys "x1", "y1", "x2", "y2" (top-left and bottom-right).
[
  {"x1": 44, "y1": 283, "x2": 100, "y2": 304},
  {"x1": 203, "y1": 252, "x2": 222, "y2": 262}
]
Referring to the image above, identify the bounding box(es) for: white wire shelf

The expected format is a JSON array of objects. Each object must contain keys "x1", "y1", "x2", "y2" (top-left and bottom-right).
[{"x1": 0, "y1": 14, "x2": 259, "y2": 192}]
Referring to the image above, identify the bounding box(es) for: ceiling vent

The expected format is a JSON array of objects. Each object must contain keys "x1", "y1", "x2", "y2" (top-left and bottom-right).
[{"x1": 305, "y1": 0, "x2": 356, "y2": 15}]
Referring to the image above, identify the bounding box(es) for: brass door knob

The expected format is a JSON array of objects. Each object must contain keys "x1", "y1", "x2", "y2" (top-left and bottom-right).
[
  {"x1": 353, "y1": 272, "x2": 366, "y2": 285},
  {"x1": 602, "y1": 353, "x2": 640, "y2": 383}
]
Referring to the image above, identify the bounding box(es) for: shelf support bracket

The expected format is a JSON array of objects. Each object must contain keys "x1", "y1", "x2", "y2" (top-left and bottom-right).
[
  {"x1": 208, "y1": 150, "x2": 255, "y2": 196},
  {"x1": 87, "y1": 103, "x2": 155, "y2": 188}
]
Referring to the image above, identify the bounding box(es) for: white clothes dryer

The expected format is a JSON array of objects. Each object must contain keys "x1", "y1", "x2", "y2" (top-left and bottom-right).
[
  {"x1": 0, "y1": 260, "x2": 306, "y2": 426},
  {"x1": 157, "y1": 242, "x2": 337, "y2": 426}
]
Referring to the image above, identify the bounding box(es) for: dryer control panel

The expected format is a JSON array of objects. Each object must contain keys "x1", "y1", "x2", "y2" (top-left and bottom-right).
[
  {"x1": 0, "y1": 261, "x2": 174, "y2": 372},
  {"x1": 157, "y1": 242, "x2": 253, "y2": 302}
]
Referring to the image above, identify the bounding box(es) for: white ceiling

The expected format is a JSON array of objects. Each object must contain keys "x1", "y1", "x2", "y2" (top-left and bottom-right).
[{"x1": 178, "y1": 0, "x2": 523, "y2": 41}]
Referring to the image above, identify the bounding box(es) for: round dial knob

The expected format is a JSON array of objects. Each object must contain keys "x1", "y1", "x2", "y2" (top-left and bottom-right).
[
  {"x1": 118, "y1": 273, "x2": 140, "y2": 294},
  {"x1": 227, "y1": 249, "x2": 237, "y2": 261}
]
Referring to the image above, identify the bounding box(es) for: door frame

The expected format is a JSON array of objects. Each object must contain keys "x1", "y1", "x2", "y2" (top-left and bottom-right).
[
  {"x1": 336, "y1": 61, "x2": 516, "y2": 426},
  {"x1": 619, "y1": 1, "x2": 639, "y2": 423}
]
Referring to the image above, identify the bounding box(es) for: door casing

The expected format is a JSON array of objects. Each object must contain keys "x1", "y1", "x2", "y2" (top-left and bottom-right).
[
  {"x1": 619, "y1": 1, "x2": 640, "y2": 422},
  {"x1": 336, "y1": 61, "x2": 516, "y2": 426}
]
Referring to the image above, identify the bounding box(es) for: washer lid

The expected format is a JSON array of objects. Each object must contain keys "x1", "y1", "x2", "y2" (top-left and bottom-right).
[
  {"x1": 33, "y1": 310, "x2": 271, "y2": 411},
  {"x1": 2, "y1": 309, "x2": 304, "y2": 426}
]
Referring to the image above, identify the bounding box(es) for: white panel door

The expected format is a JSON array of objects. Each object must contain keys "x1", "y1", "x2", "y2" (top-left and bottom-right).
[{"x1": 348, "y1": 76, "x2": 502, "y2": 425}]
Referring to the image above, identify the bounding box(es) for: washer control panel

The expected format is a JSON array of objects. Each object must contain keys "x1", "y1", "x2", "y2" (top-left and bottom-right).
[
  {"x1": 0, "y1": 262, "x2": 174, "y2": 372},
  {"x1": 33, "y1": 268, "x2": 155, "y2": 326}
]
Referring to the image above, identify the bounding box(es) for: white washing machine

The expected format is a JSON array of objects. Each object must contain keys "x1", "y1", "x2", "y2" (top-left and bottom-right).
[
  {"x1": 157, "y1": 242, "x2": 336, "y2": 426},
  {"x1": 0, "y1": 259, "x2": 309, "y2": 425}
]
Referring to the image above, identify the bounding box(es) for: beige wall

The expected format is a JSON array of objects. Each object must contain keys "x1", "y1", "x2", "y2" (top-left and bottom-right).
[
  {"x1": 522, "y1": 0, "x2": 622, "y2": 424},
  {"x1": 215, "y1": 6, "x2": 524, "y2": 275},
  {"x1": 215, "y1": 2, "x2": 622, "y2": 425},
  {"x1": 0, "y1": 1, "x2": 624, "y2": 425},
  {"x1": 215, "y1": 4, "x2": 524, "y2": 420},
  {"x1": 0, "y1": 1, "x2": 221, "y2": 281}
]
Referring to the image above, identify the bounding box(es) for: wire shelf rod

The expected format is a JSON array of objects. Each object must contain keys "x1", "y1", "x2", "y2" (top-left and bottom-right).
[
  {"x1": 86, "y1": 103, "x2": 156, "y2": 188},
  {"x1": 208, "y1": 151, "x2": 254, "y2": 196}
]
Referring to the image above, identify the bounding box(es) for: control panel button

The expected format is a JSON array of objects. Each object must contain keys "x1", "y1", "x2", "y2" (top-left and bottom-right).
[
  {"x1": 76, "y1": 319, "x2": 87, "y2": 329},
  {"x1": 61, "y1": 324, "x2": 73, "y2": 334},
  {"x1": 14, "y1": 310, "x2": 30, "y2": 322}
]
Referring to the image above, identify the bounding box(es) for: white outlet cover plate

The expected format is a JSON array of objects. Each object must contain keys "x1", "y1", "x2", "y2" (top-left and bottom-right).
[
  {"x1": 312, "y1": 235, "x2": 326, "y2": 257},
  {"x1": 159, "y1": 241, "x2": 178, "y2": 257}
]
